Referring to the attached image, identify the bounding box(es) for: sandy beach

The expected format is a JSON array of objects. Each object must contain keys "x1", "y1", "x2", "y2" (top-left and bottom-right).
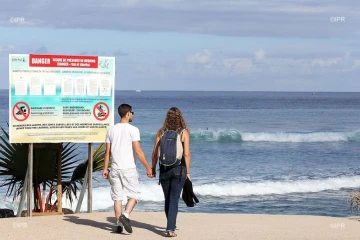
[{"x1": 1, "y1": 212, "x2": 359, "y2": 240}]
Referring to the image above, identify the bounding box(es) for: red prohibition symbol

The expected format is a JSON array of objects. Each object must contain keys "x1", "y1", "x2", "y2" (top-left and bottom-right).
[
  {"x1": 93, "y1": 102, "x2": 109, "y2": 121},
  {"x1": 12, "y1": 102, "x2": 30, "y2": 121}
]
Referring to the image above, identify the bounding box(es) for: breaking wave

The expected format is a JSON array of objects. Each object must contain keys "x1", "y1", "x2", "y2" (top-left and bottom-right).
[{"x1": 140, "y1": 129, "x2": 360, "y2": 143}]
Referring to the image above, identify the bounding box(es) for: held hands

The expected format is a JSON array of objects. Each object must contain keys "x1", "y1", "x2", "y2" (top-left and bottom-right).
[
  {"x1": 186, "y1": 173, "x2": 191, "y2": 181},
  {"x1": 146, "y1": 167, "x2": 154, "y2": 178}
]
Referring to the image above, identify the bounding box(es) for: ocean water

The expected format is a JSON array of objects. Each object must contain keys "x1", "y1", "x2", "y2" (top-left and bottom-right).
[{"x1": 1, "y1": 90, "x2": 360, "y2": 217}]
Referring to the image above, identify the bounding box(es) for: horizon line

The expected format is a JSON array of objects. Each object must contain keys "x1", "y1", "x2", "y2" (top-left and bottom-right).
[{"x1": 0, "y1": 89, "x2": 359, "y2": 93}]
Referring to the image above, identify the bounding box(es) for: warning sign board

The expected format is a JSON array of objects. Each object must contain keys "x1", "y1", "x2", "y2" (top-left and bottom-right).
[
  {"x1": 93, "y1": 102, "x2": 109, "y2": 121},
  {"x1": 9, "y1": 54, "x2": 115, "y2": 143},
  {"x1": 12, "y1": 102, "x2": 30, "y2": 121}
]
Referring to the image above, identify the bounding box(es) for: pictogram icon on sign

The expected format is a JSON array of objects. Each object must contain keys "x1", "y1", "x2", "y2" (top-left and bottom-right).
[
  {"x1": 93, "y1": 102, "x2": 109, "y2": 121},
  {"x1": 12, "y1": 102, "x2": 30, "y2": 121}
]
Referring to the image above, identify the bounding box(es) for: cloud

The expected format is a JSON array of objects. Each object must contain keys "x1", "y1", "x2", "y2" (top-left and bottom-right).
[
  {"x1": 352, "y1": 60, "x2": 360, "y2": 70},
  {"x1": 0, "y1": 0, "x2": 358, "y2": 38},
  {"x1": 311, "y1": 58, "x2": 341, "y2": 67},
  {"x1": 33, "y1": 46, "x2": 48, "y2": 54},
  {"x1": 223, "y1": 58, "x2": 253, "y2": 73},
  {"x1": 78, "y1": 51, "x2": 89, "y2": 55},
  {"x1": 254, "y1": 49, "x2": 265, "y2": 61},
  {"x1": 0, "y1": 44, "x2": 34, "y2": 56},
  {"x1": 0, "y1": 45, "x2": 16, "y2": 55},
  {"x1": 0, "y1": 44, "x2": 51, "y2": 56},
  {"x1": 185, "y1": 49, "x2": 360, "y2": 77},
  {"x1": 113, "y1": 50, "x2": 129, "y2": 56},
  {"x1": 187, "y1": 49, "x2": 212, "y2": 64}
]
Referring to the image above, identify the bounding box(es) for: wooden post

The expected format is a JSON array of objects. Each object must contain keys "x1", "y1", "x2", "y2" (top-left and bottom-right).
[
  {"x1": 57, "y1": 147, "x2": 62, "y2": 214},
  {"x1": 16, "y1": 167, "x2": 28, "y2": 217},
  {"x1": 87, "y1": 143, "x2": 93, "y2": 213},
  {"x1": 27, "y1": 143, "x2": 33, "y2": 217},
  {"x1": 75, "y1": 167, "x2": 88, "y2": 213}
]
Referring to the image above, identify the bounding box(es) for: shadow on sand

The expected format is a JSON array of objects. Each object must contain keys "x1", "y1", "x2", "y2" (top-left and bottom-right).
[{"x1": 63, "y1": 215, "x2": 166, "y2": 237}]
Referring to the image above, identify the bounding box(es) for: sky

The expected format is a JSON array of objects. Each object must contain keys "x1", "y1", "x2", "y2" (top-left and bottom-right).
[{"x1": 0, "y1": 0, "x2": 359, "y2": 91}]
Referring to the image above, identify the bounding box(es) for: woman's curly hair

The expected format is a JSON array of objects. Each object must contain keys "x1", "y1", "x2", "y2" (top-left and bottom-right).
[{"x1": 160, "y1": 107, "x2": 188, "y2": 132}]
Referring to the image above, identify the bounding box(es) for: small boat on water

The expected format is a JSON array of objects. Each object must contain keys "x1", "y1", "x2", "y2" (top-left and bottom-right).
[{"x1": 136, "y1": 90, "x2": 141, "y2": 92}]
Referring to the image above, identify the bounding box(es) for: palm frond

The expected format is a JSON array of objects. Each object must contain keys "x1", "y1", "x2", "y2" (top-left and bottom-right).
[
  {"x1": 62, "y1": 143, "x2": 106, "y2": 205},
  {"x1": 0, "y1": 125, "x2": 107, "y2": 207},
  {"x1": 350, "y1": 189, "x2": 360, "y2": 211},
  {"x1": 70, "y1": 143, "x2": 106, "y2": 182}
]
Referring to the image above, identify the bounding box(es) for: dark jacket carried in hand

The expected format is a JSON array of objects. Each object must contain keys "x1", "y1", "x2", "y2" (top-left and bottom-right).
[{"x1": 182, "y1": 178, "x2": 199, "y2": 207}]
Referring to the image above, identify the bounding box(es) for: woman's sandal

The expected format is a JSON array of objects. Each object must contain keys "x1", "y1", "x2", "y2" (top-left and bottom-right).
[{"x1": 166, "y1": 231, "x2": 177, "y2": 237}]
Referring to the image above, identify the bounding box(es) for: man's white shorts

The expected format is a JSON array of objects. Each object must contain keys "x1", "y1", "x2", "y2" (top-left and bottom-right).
[{"x1": 109, "y1": 168, "x2": 141, "y2": 202}]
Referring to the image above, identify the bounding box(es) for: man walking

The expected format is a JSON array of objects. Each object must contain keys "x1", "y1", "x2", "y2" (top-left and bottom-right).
[{"x1": 102, "y1": 103, "x2": 153, "y2": 234}]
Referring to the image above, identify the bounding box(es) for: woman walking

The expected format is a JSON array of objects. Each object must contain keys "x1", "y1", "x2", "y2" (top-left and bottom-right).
[{"x1": 151, "y1": 107, "x2": 191, "y2": 237}]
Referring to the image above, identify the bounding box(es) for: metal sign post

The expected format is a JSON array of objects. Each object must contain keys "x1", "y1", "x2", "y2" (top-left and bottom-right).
[
  {"x1": 27, "y1": 143, "x2": 33, "y2": 217},
  {"x1": 16, "y1": 167, "x2": 28, "y2": 217},
  {"x1": 87, "y1": 143, "x2": 93, "y2": 213}
]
